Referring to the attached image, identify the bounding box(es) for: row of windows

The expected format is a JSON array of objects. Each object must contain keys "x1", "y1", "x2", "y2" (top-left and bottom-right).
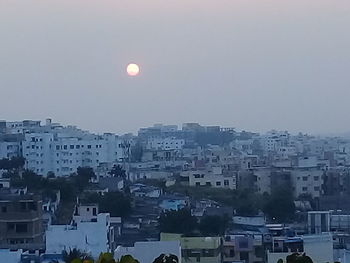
[
  {"x1": 302, "y1": 186, "x2": 320, "y2": 191},
  {"x1": 195, "y1": 180, "x2": 230, "y2": 186},
  {"x1": 56, "y1": 144, "x2": 103, "y2": 150},
  {"x1": 298, "y1": 176, "x2": 320, "y2": 181}
]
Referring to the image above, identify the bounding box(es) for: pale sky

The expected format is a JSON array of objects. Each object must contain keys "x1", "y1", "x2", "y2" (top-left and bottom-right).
[{"x1": 0, "y1": 0, "x2": 349, "y2": 135}]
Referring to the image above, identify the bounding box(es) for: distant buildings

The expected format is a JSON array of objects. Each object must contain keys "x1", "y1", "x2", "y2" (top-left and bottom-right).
[{"x1": 0, "y1": 119, "x2": 127, "y2": 177}]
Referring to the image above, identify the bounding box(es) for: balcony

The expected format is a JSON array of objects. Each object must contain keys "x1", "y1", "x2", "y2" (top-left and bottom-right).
[{"x1": 0, "y1": 211, "x2": 41, "y2": 222}]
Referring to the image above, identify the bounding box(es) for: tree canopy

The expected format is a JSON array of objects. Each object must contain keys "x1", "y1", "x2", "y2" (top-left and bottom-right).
[
  {"x1": 159, "y1": 209, "x2": 198, "y2": 235},
  {"x1": 263, "y1": 187, "x2": 296, "y2": 222},
  {"x1": 83, "y1": 191, "x2": 132, "y2": 217}
]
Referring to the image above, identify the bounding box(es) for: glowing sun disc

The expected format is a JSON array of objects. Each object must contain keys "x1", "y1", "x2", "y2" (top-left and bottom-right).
[{"x1": 127, "y1": 63, "x2": 140, "y2": 76}]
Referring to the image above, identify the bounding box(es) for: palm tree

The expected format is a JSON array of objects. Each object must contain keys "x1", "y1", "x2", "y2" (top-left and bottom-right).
[
  {"x1": 62, "y1": 248, "x2": 93, "y2": 263},
  {"x1": 152, "y1": 254, "x2": 179, "y2": 263}
]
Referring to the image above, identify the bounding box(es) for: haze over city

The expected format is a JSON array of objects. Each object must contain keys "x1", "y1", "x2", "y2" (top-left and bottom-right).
[{"x1": 1, "y1": 0, "x2": 350, "y2": 134}]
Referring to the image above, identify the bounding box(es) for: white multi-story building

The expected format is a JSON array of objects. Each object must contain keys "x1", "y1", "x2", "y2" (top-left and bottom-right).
[
  {"x1": 46, "y1": 204, "x2": 119, "y2": 259},
  {"x1": 261, "y1": 131, "x2": 290, "y2": 153},
  {"x1": 22, "y1": 125, "x2": 125, "y2": 176},
  {"x1": 4, "y1": 120, "x2": 41, "y2": 134},
  {"x1": 146, "y1": 137, "x2": 185, "y2": 151}
]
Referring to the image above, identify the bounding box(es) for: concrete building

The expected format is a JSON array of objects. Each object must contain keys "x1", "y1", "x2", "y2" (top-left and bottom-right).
[
  {"x1": 46, "y1": 204, "x2": 118, "y2": 258},
  {"x1": 22, "y1": 131, "x2": 125, "y2": 177},
  {"x1": 161, "y1": 233, "x2": 222, "y2": 263},
  {"x1": 184, "y1": 168, "x2": 237, "y2": 190},
  {"x1": 0, "y1": 188, "x2": 44, "y2": 250},
  {"x1": 147, "y1": 137, "x2": 185, "y2": 150},
  {"x1": 114, "y1": 241, "x2": 181, "y2": 263},
  {"x1": 308, "y1": 211, "x2": 331, "y2": 234},
  {"x1": 0, "y1": 249, "x2": 22, "y2": 263},
  {"x1": 223, "y1": 234, "x2": 265, "y2": 263},
  {"x1": 308, "y1": 211, "x2": 350, "y2": 234},
  {"x1": 291, "y1": 167, "x2": 323, "y2": 198},
  {"x1": 0, "y1": 138, "x2": 22, "y2": 159}
]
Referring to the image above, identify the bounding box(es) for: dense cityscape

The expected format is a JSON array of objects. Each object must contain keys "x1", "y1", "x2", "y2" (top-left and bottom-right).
[{"x1": 1, "y1": 119, "x2": 350, "y2": 262}]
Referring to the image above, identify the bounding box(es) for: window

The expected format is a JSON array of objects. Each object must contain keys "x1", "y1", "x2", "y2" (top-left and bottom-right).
[
  {"x1": 76, "y1": 145, "x2": 80, "y2": 149},
  {"x1": 314, "y1": 176, "x2": 319, "y2": 181},
  {"x1": 229, "y1": 249, "x2": 235, "y2": 257},
  {"x1": 63, "y1": 145, "x2": 67, "y2": 150},
  {"x1": 195, "y1": 182, "x2": 200, "y2": 186},
  {"x1": 206, "y1": 182, "x2": 211, "y2": 186},
  {"x1": 56, "y1": 146, "x2": 60, "y2": 150},
  {"x1": 87, "y1": 145, "x2": 92, "y2": 149},
  {"x1": 302, "y1": 177, "x2": 308, "y2": 181},
  {"x1": 7, "y1": 223, "x2": 15, "y2": 231},
  {"x1": 87, "y1": 207, "x2": 90, "y2": 212},
  {"x1": 16, "y1": 223, "x2": 28, "y2": 233},
  {"x1": 314, "y1": 186, "x2": 320, "y2": 191},
  {"x1": 302, "y1": 187, "x2": 308, "y2": 191},
  {"x1": 93, "y1": 207, "x2": 97, "y2": 216},
  {"x1": 1, "y1": 206, "x2": 7, "y2": 213},
  {"x1": 224, "y1": 180, "x2": 229, "y2": 186},
  {"x1": 70, "y1": 145, "x2": 74, "y2": 149},
  {"x1": 216, "y1": 181, "x2": 221, "y2": 186}
]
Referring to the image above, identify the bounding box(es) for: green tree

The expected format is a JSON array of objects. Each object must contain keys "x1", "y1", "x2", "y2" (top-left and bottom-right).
[
  {"x1": 96, "y1": 252, "x2": 116, "y2": 263},
  {"x1": 263, "y1": 187, "x2": 295, "y2": 222},
  {"x1": 119, "y1": 255, "x2": 139, "y2": 263},
  {"x1": 199, "y1": 215, "x2": 229, "y2": 236},
  {"x1": 0, "y1": 157, "x2": 25, "y2": 170},
  {"x1": 159, "y1": 209, "x2": 198, "y2": 234},
  {"x1": 84, "y1": 192, "x2": 132, "y2": 217},
  {"x1": 75, "y1": 167, "x2": 96, "y2": 191}
]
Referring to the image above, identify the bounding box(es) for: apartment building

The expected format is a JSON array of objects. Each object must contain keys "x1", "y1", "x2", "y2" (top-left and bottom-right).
[
  {"x1": 22, "y1": 132, "x2": 125, "y2": 177},
  {"x1": 161, "y1": 233, "x2": 222, "y2": 263},
  {"x1": 223, "y1": 234, "x2": 265, "y2": 263},
  {"x1": 184, "y1": 168, "x2": 237, "y2": 190},
  {"x1": 146, "y1": 137, "x2": 185, "y2": 151}
]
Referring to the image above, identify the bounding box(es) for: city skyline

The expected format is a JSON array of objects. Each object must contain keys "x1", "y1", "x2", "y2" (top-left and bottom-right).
[{"x1": 1, "y1": 0, "x2": 350, "y2": 135}]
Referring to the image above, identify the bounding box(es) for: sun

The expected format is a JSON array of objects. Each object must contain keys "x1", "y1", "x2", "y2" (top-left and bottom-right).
[{"x1": 127, "y1": 63, "x2": 140, "y2": 76}]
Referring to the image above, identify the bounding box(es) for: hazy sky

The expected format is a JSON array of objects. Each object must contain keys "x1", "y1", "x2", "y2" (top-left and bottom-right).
[{"x1": 1, "y1": 0, "x2": 350, "y2": 135}]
